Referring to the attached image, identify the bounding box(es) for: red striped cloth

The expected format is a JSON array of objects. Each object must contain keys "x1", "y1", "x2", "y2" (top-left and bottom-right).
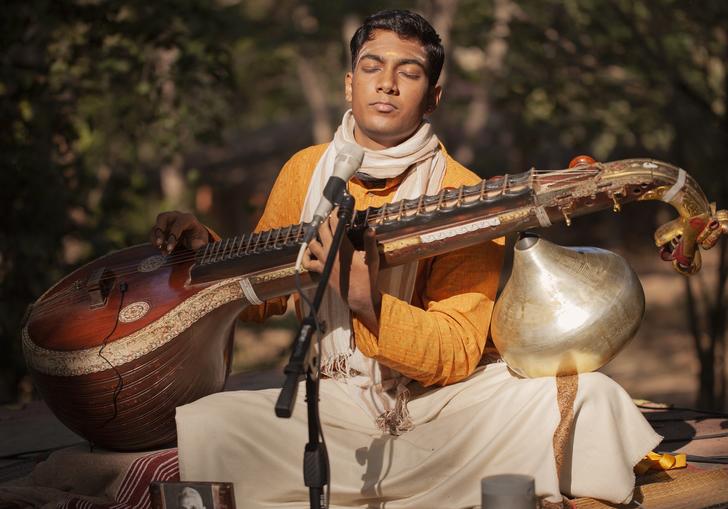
[{"x1": 57, "y1": 448, "x2": 179, "y2": 509}]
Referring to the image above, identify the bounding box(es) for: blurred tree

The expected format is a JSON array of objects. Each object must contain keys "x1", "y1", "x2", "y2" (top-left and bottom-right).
[{"x1": 0, "y1": 0, "x2": 245, "y2": 402}]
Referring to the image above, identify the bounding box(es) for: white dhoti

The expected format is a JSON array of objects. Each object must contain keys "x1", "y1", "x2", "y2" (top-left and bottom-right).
[{"x1": 176, "y1": 362, "x2": 661, "y2": 509}]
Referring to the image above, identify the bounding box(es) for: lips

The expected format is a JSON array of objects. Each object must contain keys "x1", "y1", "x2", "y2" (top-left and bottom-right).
[{"x1": 371, "y1": 102, "x2": 396, "y2": 113}]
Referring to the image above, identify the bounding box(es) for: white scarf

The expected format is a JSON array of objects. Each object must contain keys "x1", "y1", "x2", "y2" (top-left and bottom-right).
[{"x1": 300, "y1": 110, "x2": 446, "y2": 434}]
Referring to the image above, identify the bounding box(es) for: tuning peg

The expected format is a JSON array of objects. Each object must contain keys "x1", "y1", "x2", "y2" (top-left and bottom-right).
[
  {"x1": 612, "y1": 194, "x2": 622, "y2": 212},
  {"x1": 562, "y1": 208, "x2": 572, "y2": 226},
  {"x1": 568, "y1": 155, "x2": 597, "y2": 168}
]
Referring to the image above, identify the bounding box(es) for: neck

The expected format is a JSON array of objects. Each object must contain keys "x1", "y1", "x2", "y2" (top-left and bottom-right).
[{"x1": 353, "y1": 124, "x2": 421, "y2": 150}]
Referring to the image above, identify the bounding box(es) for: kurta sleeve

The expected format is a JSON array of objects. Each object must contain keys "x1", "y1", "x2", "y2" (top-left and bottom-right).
[
  {"x1": 237, "y1": 145, "x2": 326, "y2": 323},
  {"x1": 352, "y1": 237, "x2": 505, "y2": 387}
]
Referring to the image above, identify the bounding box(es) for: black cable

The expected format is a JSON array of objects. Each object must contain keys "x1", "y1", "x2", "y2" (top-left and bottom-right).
[
  {"x1": 638, "y1": 403, "x2": 728, "y2": 465},
  {"x1": 660, "y1": 431, "x2": 728, "y2": 442},
  {"x1": 295, "y1": 261, "x2": 324, "y2": 337},
  {"x1": 685, "y1": 454, "x2": 728, "y2": 464},
  {"x1": 98, "y1": 281, "x2": 128, "y2": 428}
]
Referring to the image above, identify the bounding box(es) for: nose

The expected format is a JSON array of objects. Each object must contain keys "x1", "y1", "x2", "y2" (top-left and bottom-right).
[{"x1": 376, "y1": 68, "x2": 398, "y2": 95}]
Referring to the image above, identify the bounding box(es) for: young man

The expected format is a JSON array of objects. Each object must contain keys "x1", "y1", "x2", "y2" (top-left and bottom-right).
[{"x1": 153, "y1": 10, "x2": 660, "y2": 508}]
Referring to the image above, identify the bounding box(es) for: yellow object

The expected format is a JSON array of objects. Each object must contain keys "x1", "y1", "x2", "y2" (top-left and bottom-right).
[
  {"x1": 634, "y1": 451, "x2": 688, "y2": 474},
  {"x1": 238, "y1": 143, "x2": 505, "y2": 386}
]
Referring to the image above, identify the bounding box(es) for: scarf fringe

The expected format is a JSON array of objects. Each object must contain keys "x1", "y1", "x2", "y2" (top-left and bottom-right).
[
  {"x1": 303, "y1": 110, "x2": 445, "y2": 436},
  {"x1": 376, "y1": 386, "x2": 414, "y2": 436},
  {"x1": 320, "y1": 352, "x2": 355, "y2": 379}
]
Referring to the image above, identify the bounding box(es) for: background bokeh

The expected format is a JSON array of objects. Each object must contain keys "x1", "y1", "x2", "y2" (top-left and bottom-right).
[{"x1": 2, "y1": 0, "x2": 726, "y2": 409}]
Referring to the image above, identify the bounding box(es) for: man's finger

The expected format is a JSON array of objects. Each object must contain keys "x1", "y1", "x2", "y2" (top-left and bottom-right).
[
  {"x1": 308, "y1": 238, "x2": 325, "y2": 261},
  {"x1": 302, "y1": 246, "x2": 323, "y2": 273},
  {"x1": 150, "y1": 227, "x2": 165, "y2": 248},
  {"x1": 188, "y1": 233, "x2": 209, "y2": 251},
  {"x1": 167, "y1": 213, "x2": 206, "y2": 252},
  {"x1": 328, "y1": 210, "x2": 340, "y2": 232},
  {"x1": 151, "y1": 212, "x2": 174, "y2": 248},
  {"x1": 318, "y1": 213, "x2": 335, "y2": 247},
  {"x1": 301, "y1": 246, "x2": 311, "y2": 268},
  {"x1": 166, "y1": 220, "x2": 190, "y2": 253},
  {"x1": 363, "y1": 228, "x2": 379, "y2": 266}
]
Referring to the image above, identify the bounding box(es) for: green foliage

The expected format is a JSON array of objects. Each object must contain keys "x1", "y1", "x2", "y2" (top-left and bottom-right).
[{"x1": 0, "y1": 0, "x2": 245, "y2": 401}]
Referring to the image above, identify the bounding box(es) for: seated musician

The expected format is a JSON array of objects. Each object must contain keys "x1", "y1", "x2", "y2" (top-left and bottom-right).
[{"x1": 152, "y1": 10, "x2": 660, "y2": 508}]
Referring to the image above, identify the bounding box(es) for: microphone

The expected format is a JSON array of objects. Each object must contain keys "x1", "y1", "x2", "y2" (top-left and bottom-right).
[{"x1": 303, "y1": 142, "x2": 364, "y2": 244}]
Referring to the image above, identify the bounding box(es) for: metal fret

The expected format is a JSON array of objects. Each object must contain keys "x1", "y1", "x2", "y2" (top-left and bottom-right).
[
  {"x1": 416, "y1": 195, "x2": 425, "y2": 214},
  {"x1": 229, "y1": 237, "x2": 239, "y2": 258},
  {"x1": 221, "y1": 238, "x2": 231, "y2": 261},
  {"x1": 436, "y1": 189, "x2": 446, "y2": 210},
  {"x1": 255, "y1": 231, "x2": 263, "y2": 252},
  {"x1": 236, "y1": 234, "x2": 245, "y2": 257},
  {"x1": 201, "y1": 243, "x2": 212, "y2": 264},
  {"x1": 376, "y1": 206, "x2": 386, "y2": 225},
  {"x1": 263, "y1": 229, "x2": 274, "y2": 251},
  {"x1": 208, "y1": 241, "x2": 219, "y2": 263},
  {"x1": 245, "y1": 233, "x2": 255, "y2": 255},
  {"x1": 282, "y1": 225, "x2": 293, "y2": 246},
  {"x1": 210, "y1": 240, "x2": 222, "y2": 263},
  {"x1": 252, "y1": 232, "x2": 263, "y2": 253}
]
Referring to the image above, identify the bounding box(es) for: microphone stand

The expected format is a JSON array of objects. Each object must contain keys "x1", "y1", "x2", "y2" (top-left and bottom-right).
[{"x1": 275, "y1": 192, "x2": 356, "y2": 509}]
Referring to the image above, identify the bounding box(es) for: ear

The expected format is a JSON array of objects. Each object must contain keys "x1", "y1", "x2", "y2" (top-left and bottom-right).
[
  {"x1": 425, "y1": 84, "x2": 442, "y2": 115},
  {"x1": 345, "y1": 72, "x2": 353, "y2": 104}
]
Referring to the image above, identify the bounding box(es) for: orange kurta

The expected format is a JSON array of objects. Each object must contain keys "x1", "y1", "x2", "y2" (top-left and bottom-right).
[{"x1": 239, "y1": 143, "x2": 504, "y2": 387}]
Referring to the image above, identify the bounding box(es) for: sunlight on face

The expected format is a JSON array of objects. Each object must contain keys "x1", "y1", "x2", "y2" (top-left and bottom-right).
[{"x1": 345, "y1": 30, "x2": 440, "y2": 150}]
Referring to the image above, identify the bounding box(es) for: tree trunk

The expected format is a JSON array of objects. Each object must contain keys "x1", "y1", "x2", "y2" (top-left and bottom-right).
[
  {"x1": 686, "y1": 237, "x2": 728, "y2": 411},
  {"x1": 714, "y1": 238, "x2": 728, "y2": 408},
  {"x1": 160, "y1": 154, "x2": 186, "y2": 209},
  {"x1": 155, "y1": 47, "x2": 187, "y2": 209},
  {"x1": 454, "y1": 0, "x2": 519, "y2": 166},
  {"x1": 296, "y1": 55, "x2": 333, "y2": 145},
  {"x1": 420, "y1": 0, "x2": 460, "y2": 87}
]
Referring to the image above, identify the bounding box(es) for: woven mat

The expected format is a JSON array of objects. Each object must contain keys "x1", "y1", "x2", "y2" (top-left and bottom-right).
[{"x1": 573, "y1": 468, "x2": 728, "y2": 508}]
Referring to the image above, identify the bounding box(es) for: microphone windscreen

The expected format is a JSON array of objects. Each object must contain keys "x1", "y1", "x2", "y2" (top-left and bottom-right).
[{"x1": 332, "y1": 142, "x2": 365, "y2": 180}]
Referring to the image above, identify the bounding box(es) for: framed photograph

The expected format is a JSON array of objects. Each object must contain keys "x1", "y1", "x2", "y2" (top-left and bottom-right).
[{"x1": 149, "y1": 481, "x2": 236, "y2": 509}]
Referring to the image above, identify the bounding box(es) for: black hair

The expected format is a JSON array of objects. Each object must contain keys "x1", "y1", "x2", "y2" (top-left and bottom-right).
[{"x1": 349, "y1": 9, "x2": 444, "y2": 86}]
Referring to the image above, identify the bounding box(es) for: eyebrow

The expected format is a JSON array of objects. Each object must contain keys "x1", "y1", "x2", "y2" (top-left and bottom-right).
[{"x1": 358, "y1": 54, "x2": 427, "y2": 72}]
